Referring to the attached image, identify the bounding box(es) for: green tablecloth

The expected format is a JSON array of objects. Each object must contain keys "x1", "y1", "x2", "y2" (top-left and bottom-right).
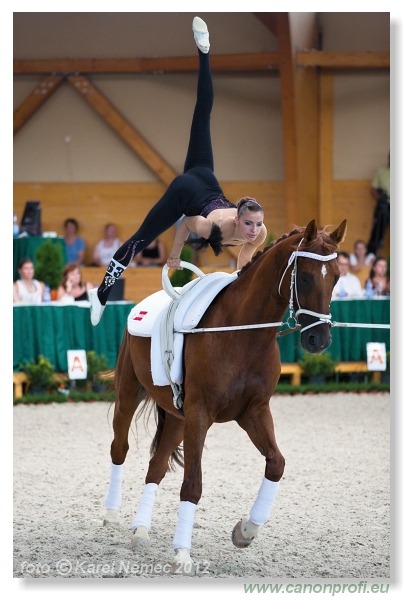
[
  {"x1": 13, "y1": 298, "x2": 390, "y2": 373},
  {"x1": 13, "y1": 236, "x2": 67, "y2": 280},
  {"x1": 14, "y1": 302, "x2": 135, "y2": 372},
  {"x1": 278, "y1": 298, "x2": 390, "y2": 362}
]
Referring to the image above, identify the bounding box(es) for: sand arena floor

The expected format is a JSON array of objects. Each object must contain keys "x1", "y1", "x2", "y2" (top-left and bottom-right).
[{"x1": 13, "y1": 393, "x2": 390, "y2": 581}]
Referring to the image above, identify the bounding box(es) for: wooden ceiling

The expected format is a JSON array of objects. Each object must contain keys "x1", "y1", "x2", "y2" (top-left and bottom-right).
[{"x1": 13, "y1": 12, "x2": 389, "y2": 224}]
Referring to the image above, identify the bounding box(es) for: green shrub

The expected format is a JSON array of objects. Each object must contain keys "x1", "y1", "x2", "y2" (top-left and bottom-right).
[
  {"x1": 86, "y1": 350, "x2": 108, "y2": 386},
  {"x1": 34, "y1": 240, "x2": 64, "y2": 290},
  {"x1": 299, "y1": 352, "x2": 336, "y2": 377},
  {"x1": 22, "y1": 355, "x2": 56, "y2": 389}
]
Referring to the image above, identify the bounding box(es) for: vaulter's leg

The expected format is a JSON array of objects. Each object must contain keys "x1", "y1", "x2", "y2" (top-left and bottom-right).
[
  {"x1": 232, "y1": 404, "x2": 285, "y2": 548},
  {"x1": 184, "y1": 18, "x2": 213, "y2": 173},
  {"x1": 90, "y1": 16, "x2": 213, "y2": 327}
]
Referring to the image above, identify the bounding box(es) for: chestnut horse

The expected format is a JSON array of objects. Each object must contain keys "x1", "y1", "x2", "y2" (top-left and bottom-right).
[{"x1": 103, "y1": 219, "x2": 347, "y2": 575}]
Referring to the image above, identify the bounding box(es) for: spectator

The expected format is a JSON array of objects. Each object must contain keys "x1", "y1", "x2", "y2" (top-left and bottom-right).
[
  {"x1": 367, "y1": 153, "x2": 390, "y2": 255},
  {"x1": 332, "y1": 252, "x2": 363, "y2": 299},
  {"x1": 364, "y1": 257, "x2": 390, "y2": 297},
  {"x1": 13, "y1": 258, "x2": 46, "y2": 304},
  {"x1": 349, "y1": 239, "x2": 376, "y2": 287},
  {"x1": 92, "y1": 223, "x2": 121, "y2": 267},
  {"x1": 63, "y1": 218, "x2": 86, "y2": 266},
  {"x1": 57, "y1": 263, "x2": 93, "y2": 302},
  {"x1": 136, "y1": 238, "x2": 166, "y2": 267}
]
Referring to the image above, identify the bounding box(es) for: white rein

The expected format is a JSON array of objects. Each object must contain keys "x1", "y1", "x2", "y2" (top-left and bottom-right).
[{"x1": 174, "y1": 248, "x2": 338, "y2": 335}]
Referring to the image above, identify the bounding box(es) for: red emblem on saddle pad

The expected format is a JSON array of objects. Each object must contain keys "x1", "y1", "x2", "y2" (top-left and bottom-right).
[{"x1": 133, "y1": 310, "x2": 148, "y2": 321}]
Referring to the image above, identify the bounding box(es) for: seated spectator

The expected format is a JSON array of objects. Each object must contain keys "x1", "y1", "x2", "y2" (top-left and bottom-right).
[
  {"x1": 349, "y1": 239, "x2": 376, "y2": 271},
  {"x1": 57, "y1": 263, "x2": 93, "y2": 302},
  {"x1": 332, "y1": 252, "x2": 363, "y2": 299},
  {"x1": 136, "y1": 238, "x2": 166, "y2": 267},
  {"x1": 63, "y1": 218, "x2": 86, "y2": 266},
  {"x1": 92, "y1": 223, "x2": 121, "y2": 267},
  {"x1": 364, "y1": 257, "x2": 390, "y2": 297},
  {"x1": 349, "y1": 239, "x2": 376, "y2": 287},
  {"x1": 13, "y1": 258, "x2": 45, "y2": 304}
]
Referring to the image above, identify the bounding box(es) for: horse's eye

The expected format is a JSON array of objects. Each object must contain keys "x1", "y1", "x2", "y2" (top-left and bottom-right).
[{"x1": 300, "y1": 272, "x2": 313, "y2": 285}]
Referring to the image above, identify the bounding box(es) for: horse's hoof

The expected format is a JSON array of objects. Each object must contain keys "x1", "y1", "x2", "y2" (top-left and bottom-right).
[
  {"x1": 232, "y1": 518, "x2": 258, "y2": 548},
  {"x1": 171, "y1": 548, "x2": 196, "y2": 576},
  {"x1": 103, "y1": 509, "x2": 119, "y2": 526},
  {"x1": 130, "y1": 526, "x2": 150, "y2": 549}
]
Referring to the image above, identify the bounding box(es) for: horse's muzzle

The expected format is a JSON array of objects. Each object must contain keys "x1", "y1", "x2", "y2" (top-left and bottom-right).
[{"x1": 301, "y1": 324, "x2": 332, "y2": 354}]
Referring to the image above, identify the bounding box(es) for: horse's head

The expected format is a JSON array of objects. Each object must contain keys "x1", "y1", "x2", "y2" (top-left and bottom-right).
[{"x1": 287, "y1": 219, "x2": 347, "y2": 354}]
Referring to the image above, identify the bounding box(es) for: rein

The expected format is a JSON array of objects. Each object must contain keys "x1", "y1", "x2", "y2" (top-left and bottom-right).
[
  {"x1": 168, "y1": 255, "x2": 390, "y2": 336},
  {"x1": 174, "y1": 246, "x2": 337, "y2": 336}
]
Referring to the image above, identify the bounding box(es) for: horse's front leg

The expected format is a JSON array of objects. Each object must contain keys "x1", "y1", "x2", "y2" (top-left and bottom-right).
[
  {"x1": 171, "y1": 406, "x2": 213, "y2": 576},
  {"x1": 130, "y1": 409, "x2": 184, "y2": 549},
  {"x1": 103, "y1": 331, "x2": 141, "y2": 526},
  {"x1": 232, "y1": 403, "x2": 285, "y2": 548}
]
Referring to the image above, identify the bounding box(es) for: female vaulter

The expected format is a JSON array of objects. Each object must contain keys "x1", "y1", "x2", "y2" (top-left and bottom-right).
[{"x1": 90, "y1": 16, "x2": 266, "y2": 326}]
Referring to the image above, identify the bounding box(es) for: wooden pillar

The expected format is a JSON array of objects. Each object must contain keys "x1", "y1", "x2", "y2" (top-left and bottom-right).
[
  {"x1": 257, "y1": 13, "x2": 320, "y2": 229},
  {"x1": 319, "y1": 71, "x2": 334, "y2": 228}
]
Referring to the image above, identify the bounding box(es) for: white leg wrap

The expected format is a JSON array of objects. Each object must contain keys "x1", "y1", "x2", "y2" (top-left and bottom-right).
[
  {"x1": 131, "y1": 483, "x2": 159, "y2": 532},
  {"x1": 249, "y1": 477, "x2": 280, "y2": 526},
  {"x1": 104, "y1": 463, "x2": 123, "y2": 510},
  {"x1": 172, "y1": 501, "x2": 197, "y2": 550}
]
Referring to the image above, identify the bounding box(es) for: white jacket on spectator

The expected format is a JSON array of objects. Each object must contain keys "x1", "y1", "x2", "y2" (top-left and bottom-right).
[{"x1": 332, "y1": 272, "x2": 363, "y2": 299}]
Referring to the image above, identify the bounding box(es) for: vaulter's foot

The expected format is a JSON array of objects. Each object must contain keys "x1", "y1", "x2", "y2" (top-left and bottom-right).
[
  {"x1": 89, "y1": 287, "x2": 105, "y2": 326},
  {"x1": 193, "y1": 16, "x2": 210, "y2": 54}
]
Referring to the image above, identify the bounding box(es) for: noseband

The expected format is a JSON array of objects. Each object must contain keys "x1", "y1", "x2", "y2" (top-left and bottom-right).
[{"x1": 278, "y1": 241, "x2": 337, "y2": 334}]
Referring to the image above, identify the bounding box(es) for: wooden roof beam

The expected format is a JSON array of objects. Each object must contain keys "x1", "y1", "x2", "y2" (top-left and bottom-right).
[
  {"x1": 297, "y1": 50, "x2": 389, "y2": 69},
  {"x1": 253, "y1": 12, "x2": 279, "y2": 37},
  {"x1": 13, "y1": 76, "x2": 64, "y2": 135},
  {"x1": 14, "y1": 53, "x2": 281, "y2": 76},
  {"x1": 67, "y1": 75, "x2": 177, "y2": 186}
]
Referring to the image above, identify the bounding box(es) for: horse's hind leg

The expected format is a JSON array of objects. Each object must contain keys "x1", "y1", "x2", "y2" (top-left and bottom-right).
[
  {"x1": 104, "y1": 333, "x2": 144, "y2": 525},
  {"x1": 232, "y1": 403, "x2": 285, "y2": 548},
  {"x1": 130, "y1": 409, "x2": 184, "y2": 548}
]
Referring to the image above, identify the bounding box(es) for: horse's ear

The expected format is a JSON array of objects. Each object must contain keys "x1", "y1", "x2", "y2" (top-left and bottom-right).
[
  {"x1": 329, "y1": 219, "x2": 347, "y2": 245},
  {"x1": 303, "y1": 220, "x2": 317, "y2": 243}
]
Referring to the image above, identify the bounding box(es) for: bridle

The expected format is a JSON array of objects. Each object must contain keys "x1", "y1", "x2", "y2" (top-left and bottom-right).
[{"x1": 278, "y1": 240, "x2": 337, "y2": 334}]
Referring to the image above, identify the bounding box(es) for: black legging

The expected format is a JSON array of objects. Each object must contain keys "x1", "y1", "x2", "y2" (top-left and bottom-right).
[{"x1": 97, "y1": 50, "x2": 223, "y2": 304}]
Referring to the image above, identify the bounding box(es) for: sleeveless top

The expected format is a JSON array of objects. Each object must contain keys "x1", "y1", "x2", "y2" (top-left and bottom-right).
[
  {"x1": 94, "y1": 238, "x2": 121, "y2": 266},
  {"x1": 74, "y1": 290, "x2": 89, "y2": 301},
  {"x1": 15, "y1": 279, "x2": 43, "y2": 304},
  {"x1": 141, "y1": 245, "x2": 160, "y2": 259},
  {"x1": 200, "y1": 193, "x2": 236, "y2": 218}
]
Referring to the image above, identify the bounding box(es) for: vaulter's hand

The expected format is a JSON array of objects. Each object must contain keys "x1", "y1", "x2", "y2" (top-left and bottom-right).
[{"x1": 167, "y1": 257, "x2": 182, "y2": 270}]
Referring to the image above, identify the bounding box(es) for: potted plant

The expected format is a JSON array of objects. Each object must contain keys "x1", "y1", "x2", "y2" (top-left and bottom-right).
[
  {"x1": 22, "y1": 354, "x2": 56, "y2": 394},
  {"x1": 34, "y1": 240, "x2": 64, "y2": 297},
  {"x1": 86, "y1": 350, "x2": 109, "y2": 392},
  {"x1": 299, "y1": 351, "x2": 336, "y2": 385}
]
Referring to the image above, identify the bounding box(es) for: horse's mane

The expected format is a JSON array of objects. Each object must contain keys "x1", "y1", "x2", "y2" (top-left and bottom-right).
[{"x1": 238, "y1": 225, "x2": 337, "y2": 277}]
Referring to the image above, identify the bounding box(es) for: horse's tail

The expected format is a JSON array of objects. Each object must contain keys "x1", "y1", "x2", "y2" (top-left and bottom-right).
[{"x1": 150, "y1": 405, "x2": 184, "y2": 471}]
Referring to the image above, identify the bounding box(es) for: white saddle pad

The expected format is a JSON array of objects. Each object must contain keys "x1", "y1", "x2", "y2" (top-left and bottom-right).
[{"x1": 127, "y1": 271, "x2": 238, "y2": 386}]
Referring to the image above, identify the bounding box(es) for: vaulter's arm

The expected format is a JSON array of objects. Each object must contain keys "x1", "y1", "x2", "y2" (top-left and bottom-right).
[{"x1": 167, "y1": 216, "x2": 213, "y2": 269}]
